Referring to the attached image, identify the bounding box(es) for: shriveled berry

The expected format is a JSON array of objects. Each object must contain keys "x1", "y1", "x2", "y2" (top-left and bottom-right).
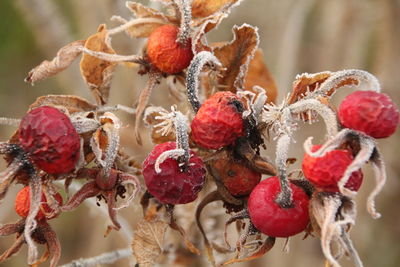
[
  {"x1": 248, "y1": 177, "x2": 309, "y2": 237},
  {"x1": 213, "y1": 157, "x2": 261, "y2": 196},
  {"x1": 191, "y1": 91, "x2": 245, "y2": 149},
  {"x1": 142, "y1": 142, "x2": 206, "y2": 204},
  {"x1": 15, "y1": 186, "x2": 63, "y2": 221},
  {"x1": 338, "y1": 90, "x2": 399, "y2": 138},
  {"x1": 302, "y1": 145, "x2": 363, "y2": 192},
  {"x1": 19, "y1": 106, "x2": 80, "y2": 175},
  {"x1": 147, "y1": 24, "x2": 194, "y2": 74}
]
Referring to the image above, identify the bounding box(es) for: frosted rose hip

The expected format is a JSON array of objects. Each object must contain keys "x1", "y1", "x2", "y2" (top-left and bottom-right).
[
  {"x1": 191, "y1": 91, "x2": 245, "y2": 149},
  {"x1": 248, "y1": 177, "x2": 309, "y2": 237},
  {"x1": 19, "y1": 106, "x2": 80, "y2": 174},
  {"x1": 338, "y1": 91, "x2": 399, "y2": 138},
  {"x1": 142, "y1": 142, "x2": 206, "y2": 204}
]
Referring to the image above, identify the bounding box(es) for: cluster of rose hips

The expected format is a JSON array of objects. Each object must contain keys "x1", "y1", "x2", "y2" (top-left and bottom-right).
[{"x1": 1, "y1": 1, "x2": 399, "y2": 267}]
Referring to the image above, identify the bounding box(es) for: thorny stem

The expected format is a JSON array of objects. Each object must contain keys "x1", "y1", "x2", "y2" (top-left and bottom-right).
[
  {"x1": 316, "y1": 69, "x2": 381, "y2": 97},
  {"x1": 108, "y1": 17, "x2": 166, "y2": 36},
  {"x1": 186, "y1": 51, "x2": 222, "y2": 112},
  {"x1": 25, "y1": 172, "x2": 42, "y2": 265},
  {"x1": 176, "y1": 0, "x2": 192, "y2": 44},
  {"x1": 59, "y1": 248, "x2": 131, "y2": 267},
  {"x1": 80, "y1": 47, "x2": 146, "y2": 64},
  {"x1": 275, "y1": 134, "x2": 294, "y2": 208}
]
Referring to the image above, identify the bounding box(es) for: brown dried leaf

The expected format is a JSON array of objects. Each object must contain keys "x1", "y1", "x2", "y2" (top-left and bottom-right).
[
  {"x1": 25, "y1": 40, "x2": 85, "y2": 84},
  {"x1": 131, "y1": 219, "x2": 168, "y2": 267},
  {"x1": 125, "y1": 2, "x2": 173, "y2": 38},
  {"x1": 244, "y1": 49, "x2": 277, "y2": 103},
  {"x1": 192, "y1": 0, "x2": 241, "y2": 18},
  {"x1": 80, "y1": 25, "x2": 117, "y2": 105},
  {"x1": 213, "y1": 24, "x2": 259, "y2": 92},
  {"x1": 222, "y1": 237, "x2": 276, "y2": 265},
  {"x1": 288, "y1": 72, "x2": 332, "y2": 104},
  {"x1": 29, "y1": 95, "x2": 96, "y2": 114}
]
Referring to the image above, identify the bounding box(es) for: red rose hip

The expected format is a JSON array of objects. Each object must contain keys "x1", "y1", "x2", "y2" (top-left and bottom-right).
[
  {"x1": 302, "y1": 145, "x2": 363, "y2": 192},
  {"x1": 191, "y1": 91, "x2": 245, "y2": 149},
  {"x1": 18, "y1": 106, "x2": 80, "y2": 175},
  {"x1": 147, "y1": 24, "x2": 194, "y2": 74},
  {"x1": 338, "y1": 90, "x2": 399, "y2": 138},
  {"x1": 142, "y1": 142, "x2": 206, "y2": 204},
  {"x1": 248, "y1": 177, "x2": 310, "y2": 237},
  {"x1": 213, "y1": 157, "x2": 261, "y2": 196},
  {"x1": 15, "y1": 186, "x2": 63, "y2": 221}
]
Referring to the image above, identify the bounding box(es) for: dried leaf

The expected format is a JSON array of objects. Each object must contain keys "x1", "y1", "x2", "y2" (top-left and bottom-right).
[
  {"x1": 288, "y1": 72, "x2": 332, "y2": 104},
  {"x1": 213, "y1": 24, "x2": 259, "y2": 92},
  {"x1": 131, "y1": 219, "x2": 168, "y2": 267},
  {"x1": 25, "y1": 40, "x2": 85, "y2": 84},
  {"x1": 29, "y1": 95, "x2": 96, "y2": 114},
  {"x1": 244, "y1": 49, "x2": 277, "y2": 103},
  {"x1": 192, "y1": 0, "x2": 242, "y2": 18},
  {"x1": 222, "y1": 237, "x2": 276, "y2": 265},
  {"x1": 80, "y1": 25, "x2": 117, "y2": 105},
  {"x1": 125, "y1": 2, "x2": 173, "y2": 38}
]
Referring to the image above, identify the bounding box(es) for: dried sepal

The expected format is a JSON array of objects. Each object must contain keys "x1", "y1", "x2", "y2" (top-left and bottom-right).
[
  {"x1": 0, "y1": 159, "x2": 22, "y2": 201},
  {"x1": 244, "y1": 49, "x2": 277, "y2": 104},
  {"x1": 309, "y1": 193, "x2": 361, "y2": 267},
  {"x1": 213, "y1": 24, "x2": 260, "y2": 92},
  {"x1": 25, "y1": 40, "x2": 85, "y2": 84},
  {"x1": 0, "y1": 235, "x2": 25, "y2": 263},
  {"x1": 80, "y1": 25, "x2": 117, "y2": 105},
  {"x1": 134, "y1": 72, "x2": 162, "y2": 144},
  {"x1": 144, "y1": 106, "x2": 176, "y2": 144},
  {"x1": 122, "y1": 1, "x2": 171, "y2": 38},
  {"x1": 186, "y1": 51, "x2": 222, "y2": 112}
]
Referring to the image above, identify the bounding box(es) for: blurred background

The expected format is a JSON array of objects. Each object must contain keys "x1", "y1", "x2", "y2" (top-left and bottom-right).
[{"x1": 0, "y1": 0, "x2": 399, "y2": 266}]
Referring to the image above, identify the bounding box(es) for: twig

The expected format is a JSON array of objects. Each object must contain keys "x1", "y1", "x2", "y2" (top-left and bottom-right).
[{"x1": 59, "y1": 248, "x2": 132, "y2": 267}]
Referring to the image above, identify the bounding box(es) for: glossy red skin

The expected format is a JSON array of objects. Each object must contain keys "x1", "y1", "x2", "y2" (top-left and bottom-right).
[
  {"x1": 191, "y1": 91, "x2": 244, "y2": 149},
  {"x1": 213, "y1": 158, "x2": 261, "y2": 196},
  {"x1": 19, "y1": 106, "x2": 80, "y2": 175},
  {"x1": 248, "y1": 177, "x2": 309, "y2": 237},
  {"x1": 15, "y1": 186, "x2": 63, "y2": 221},
  {"x1": 142, "y1": 142, "x2": 206, "y2": 204},
  {"x1": 302, "y1": 145, "x2": 363, "y2": 192},
  {"x1": 147, "y1": 24, "x2": 194, "y2": 74},
  {"x1": 338, "y1": 91, "x2": 399, "y2": 138}
]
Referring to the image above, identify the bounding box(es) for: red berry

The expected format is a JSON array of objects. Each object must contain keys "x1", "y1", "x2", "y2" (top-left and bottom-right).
[
  {"x1": 338, "y1": 91, "x2": 399, "y2": 138},
  {"x1": 248, "y1": 177, "x2": 310, "y2": 237},
  {"x1": 142, "y1": 142, "x2": 206, "y2": 204},
  {"x1": 15, "y1": 186, "x2": 63, "y2": 221},
  {"x1": 213, "y1": 158, "x2": 261, "y2": 196},
  {"x1": 19, "y1": 106, "x2": 80, "y2": 175},
  {"x1": 191, "y1": 91, "x2": 245, "y2": 149},
  {"x1": 302, "y1": 145, "x2": 363, "y2": 192},
  {"x1": 147, "y1": 24, "x2": 194, "y2": 74}
]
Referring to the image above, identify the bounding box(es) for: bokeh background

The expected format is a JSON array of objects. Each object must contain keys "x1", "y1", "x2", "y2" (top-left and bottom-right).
[{"x1": 1, "y1": 0, "x2": 399, "y2": 266}]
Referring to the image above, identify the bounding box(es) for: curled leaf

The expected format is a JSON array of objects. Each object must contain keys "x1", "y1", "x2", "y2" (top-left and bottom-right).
[
  {"x1": 213, "y1": 24, "x2": 259, "y2": 92},
  {"x1": 25, "y1": 40, "x2": 85, "y2": 84},
  {"x1": 192, "y1": 0, "x2": 242, "y2": 18},
  {"x1": 124, "y1": 2, "x2": 172, "y2": 38},
  {"x1": 29, "y1": 95, "x2": 96, "y2": 114},
  {"x1": 80, "y1": 25, "x2": 117, "y2": 105},
  {"x1": 244, "y1": 49, "x2": 277, "y2": 103},
  {"x1": 131, "y1": 219, "x2": 168, "y2": 267}
]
